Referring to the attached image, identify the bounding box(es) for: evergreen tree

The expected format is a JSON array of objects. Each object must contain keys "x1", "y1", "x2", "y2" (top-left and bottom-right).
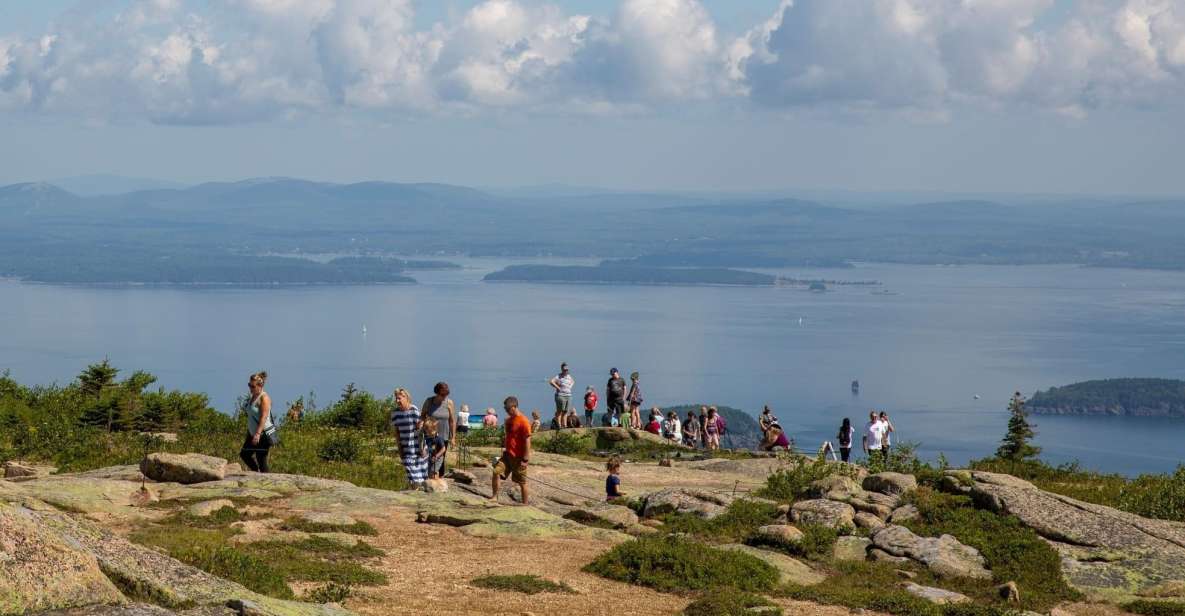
[
  {"x1": 997, "y1": 391, "x2": 1040, "y2": 461},
  {"x1": 78, "y1": 360, "x2": 119, "y2": 398}
]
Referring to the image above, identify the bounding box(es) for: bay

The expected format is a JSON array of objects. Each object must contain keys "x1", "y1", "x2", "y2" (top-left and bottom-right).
[{"x1": 2, "y1": 260, "x2": 1184, "y2": 476}]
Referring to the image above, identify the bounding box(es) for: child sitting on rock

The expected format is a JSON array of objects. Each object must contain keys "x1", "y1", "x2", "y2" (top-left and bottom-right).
[{"x1": 605, "y1": 456, "x2": 625, "y2": 501}]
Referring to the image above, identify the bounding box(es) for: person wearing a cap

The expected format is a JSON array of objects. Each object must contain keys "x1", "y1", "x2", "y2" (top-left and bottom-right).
[
  {"x1": 548, "y1": 362, "x2": 575, "y2": 417},
  {"x1": 605, "y1": 368, "x2": 626, "y2": 426}
]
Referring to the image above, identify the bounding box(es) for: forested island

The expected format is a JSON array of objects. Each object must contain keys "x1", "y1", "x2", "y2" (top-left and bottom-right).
[
  {"x1": 1029, "y1": 378, "x2": 1185, "y2": 417},
  {"x1": 482, "y1": 264, "x2": 776, "y2": 286}
]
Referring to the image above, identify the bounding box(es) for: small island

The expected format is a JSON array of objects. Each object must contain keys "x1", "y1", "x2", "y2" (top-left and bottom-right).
[
  {"x1": 1029, "y1": 378, "x2": 1185, "y2": 417},
  {"x1": 483, "y1": 264, "x2": 777, "y2": 286}
]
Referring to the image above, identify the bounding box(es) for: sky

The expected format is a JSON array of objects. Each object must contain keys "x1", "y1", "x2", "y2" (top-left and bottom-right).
[{"x1": 1, "y1": 0, "x2": 1183, "y2": 195}]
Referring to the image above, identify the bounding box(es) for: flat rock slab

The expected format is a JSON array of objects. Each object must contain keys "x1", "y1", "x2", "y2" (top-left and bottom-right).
[
  {"x1": 718, "y1": 544, "x2": 826, "y2": 586},
  {"x1": 297, "y1": 511, "x2": 357, "y2": 527},
  {"x1": 970, "y1": 470, "x2": 1185, "y2": 601},
  {"x1": 565, "y1": 504, "x2": 639, "y2": 529},
  {"x1": 904, "y1": 583, "x2": 971, "y2": 605},
  {"x1": 415, "y1": 496, "x2": 626, "y2": 541},
  {"x1": 833, "y1": 536, "x2": 872, "y2": 562},
  {"x1": 188, "y1": 500, "x2": 236, "y2": 517},
  {"x1": 141, "y1": 454, "x2": 228, "y2": 485},
  {"x1": 16, "y1": 477, "x2": 164, "y2": 521},
  {"x1": 0, "y1": 501, "x2": 126, "y2": 614},
  {"x1": 871, "y1": 525, "x2": 991, "y2": 580}
]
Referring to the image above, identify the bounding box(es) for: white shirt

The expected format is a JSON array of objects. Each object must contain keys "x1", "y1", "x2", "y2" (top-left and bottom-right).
[
  {"x1": 865, "y1": 420, "x2": 886, "y2": 450},
  {"x1": 554, "y1": 373, "x2": 575, "y2": 396},
  {"x1": 458, "y1": 409, "x2": 470, "y2": 426},
  {"x1": 882, "y1": 420, "x2": 893, "y2": 446}
]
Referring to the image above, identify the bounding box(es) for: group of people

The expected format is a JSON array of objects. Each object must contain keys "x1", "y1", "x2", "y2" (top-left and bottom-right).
[{"x1": 235, "y1": 367, "x2": 899, "y2": 507}]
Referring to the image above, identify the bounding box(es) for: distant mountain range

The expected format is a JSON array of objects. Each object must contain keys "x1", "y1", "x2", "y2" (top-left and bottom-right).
[{"x1": 3, "y1": 177, "x2": 1185, "y2": 283}]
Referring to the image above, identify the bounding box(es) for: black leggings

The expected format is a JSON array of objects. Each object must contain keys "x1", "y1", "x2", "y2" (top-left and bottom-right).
[
  {"x1": 240, "y1": 432, "x2": 273, "y2": 473},
  {"x1": 840, "y1": 447, "x2": 851, "y2": 463}
]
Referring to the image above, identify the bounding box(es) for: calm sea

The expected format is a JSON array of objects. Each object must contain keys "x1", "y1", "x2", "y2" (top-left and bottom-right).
[{"x1": 2, "y1": 260, "x2": 1184, "y2": 476}]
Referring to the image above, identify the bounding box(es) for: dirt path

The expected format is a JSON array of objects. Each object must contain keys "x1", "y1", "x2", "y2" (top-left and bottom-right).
[{"x1": 352, "y1": 506, "x2": 688, "y2": 616}]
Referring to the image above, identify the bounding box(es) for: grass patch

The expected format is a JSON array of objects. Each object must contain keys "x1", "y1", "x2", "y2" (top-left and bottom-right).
[
  {"x1": 282, "y1": 517, "x2": 379, "y2": 536},
  {"x1": 247, "y1": 540, "x2": 387, "y2": 586},
  {"x1": 683, "y1": 588, "x2": 782, "y2": 616},
  {"x1": 584, "y1": 535, "x2": 779, "y2": 594},
  {"x1": 301, "y1": 583, "x2": 351, "y2": 604},
  {"x1": 470, "y1": 574, "x2": 576, "y2": 595},
  {"x1": 901, "y1": 487, "x2": 1079, "y2": 612},
  {"x1": 659, "y1": 499, "x2": 781, "y2": 544},
  {"x1": 1126, "y1": 600, "x2": 1185, "y2": 616}
]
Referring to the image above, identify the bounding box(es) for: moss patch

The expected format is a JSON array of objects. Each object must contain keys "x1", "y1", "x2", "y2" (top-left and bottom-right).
[
  {"x1": 682, "y1": 588, "x2": 782, "y2": 616},
  {"x1": 281, "y1": 517, "x2": 378, "y2": 536}
]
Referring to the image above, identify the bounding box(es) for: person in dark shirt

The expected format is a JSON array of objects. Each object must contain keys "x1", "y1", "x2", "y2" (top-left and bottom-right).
[
  {"x1": 605, "y1": 368, "x2": 626, "y2": 425},
  {"x1": 422, "y1": 418, "x2": 447, "y2": 479},
  {"x1": 605, "y1": 457, "x2": 625, "y2": 500}
]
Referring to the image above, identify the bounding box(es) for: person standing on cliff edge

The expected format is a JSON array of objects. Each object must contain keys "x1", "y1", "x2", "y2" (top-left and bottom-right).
[
  {"x1": 549, "y1": 362, "x2": 575, "y2": 419},
  {"x1": 606, "y1": 368, "x2": 626, "y2": 426}
]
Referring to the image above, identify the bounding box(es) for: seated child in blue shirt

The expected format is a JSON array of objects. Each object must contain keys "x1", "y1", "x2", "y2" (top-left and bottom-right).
[{"x1": 605, "y1": 456, "x2": 625, "y2": 501}]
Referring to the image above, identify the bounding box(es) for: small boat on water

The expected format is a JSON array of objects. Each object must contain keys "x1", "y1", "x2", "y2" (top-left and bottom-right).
[{"x1": 851, "y1": 380, "x2": 860, "y2": 394}]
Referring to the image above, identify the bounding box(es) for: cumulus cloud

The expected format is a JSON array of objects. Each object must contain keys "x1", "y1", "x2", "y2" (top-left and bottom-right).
[{"x1": 0, "y1": 0, "x2": 1182, "y2": 124}]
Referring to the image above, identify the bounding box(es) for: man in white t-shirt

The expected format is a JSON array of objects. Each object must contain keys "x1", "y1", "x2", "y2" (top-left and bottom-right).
[{"x1": 863, "y1": 410, "x2": 887, "y2": 463}]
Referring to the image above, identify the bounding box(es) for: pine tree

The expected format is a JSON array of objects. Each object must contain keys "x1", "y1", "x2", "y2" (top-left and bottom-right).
[
  {"x1": 78, "y1": 360, "x2": 119, "y2": 398},
  {"x1": 996, "y1": 391, "x2": 1040, "y2": 461}
]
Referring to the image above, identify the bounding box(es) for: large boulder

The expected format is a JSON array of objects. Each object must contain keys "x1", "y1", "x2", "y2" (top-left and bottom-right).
[
  {"x1": 870, "y1": 525, "x2": 992, "y2": 580},
  {"x1": 755, "y1": 524, "x2": 804, "y2": 545},
  {"x1": 889, "y1": 505, "x2": 920, "y2": 524},
  {"x1": 810, "y1": 475, "x2": 864, "y2": 501},
  {"x1": 904, "y1": 583, "x2": 971, "y2": 605},
  {"x1": 641, "y1": 488, "x2": 732, "y2": 520},
  {"x1": 854, "y1": 512, "x2": 885, "y2": 531},
  {"x1": 0, "y1": 502, "x2": 126, "y2": 613},
  {"x1": 863, "y1": 472, "x2": 918, "y2": 496},
  {"x1": 140, "y1": 453, "x2": 228, "y2": 484},
  {"x1": 790, "y1": 499, "x2": 855, "y2": 530},
  {"x1": 969, "y1": 470, "x2": 1185, "y2": 601},
  {"x1": 833, "y1": 536, "x2": 872, "y2": 562}
]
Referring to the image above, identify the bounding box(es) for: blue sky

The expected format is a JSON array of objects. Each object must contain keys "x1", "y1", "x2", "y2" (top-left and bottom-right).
[{"x1": 1, "y1": 0, "x2": 1182, "y2": 195}]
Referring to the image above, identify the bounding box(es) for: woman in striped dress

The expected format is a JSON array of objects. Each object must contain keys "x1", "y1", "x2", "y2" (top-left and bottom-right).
[{"x1": 391, "y1": 388, "x2": 428, "y2": 489}]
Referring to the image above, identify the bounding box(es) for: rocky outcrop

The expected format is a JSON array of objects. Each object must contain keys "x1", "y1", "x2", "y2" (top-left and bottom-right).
[
  {"x1": 754, "y1": 524, "x2": 804, "y2": 545},
  {"x1": 967, "y1": 470, "x2": 1185, "y2": 601},
  {"x1": 640, "y1": 488, "x2": 733, "y2": 519},
  {"x1": 854, "y1": 512, "x2": 885, "y2": 530},
  {"x1": 564, "y1": 504, "x2": 639, "y2": 530},
  {"x1": 3, "y1": 460, "x2": 56, "y2": 480},
  {"x1": 833, "y1": 536, "x2": 871, "y2": 562},
  {"x1": 789, "y1": 499, "x2": 855, "y2": 530},
  {"x1": 862, "y1": 472, "x2": 918, "y2": 496},
  {"x1": 870, "y1": 525, "x2": 991, "y2": 580},
  {"x1": 140, "y1": 453, "x2": 228, "y2": 485}
]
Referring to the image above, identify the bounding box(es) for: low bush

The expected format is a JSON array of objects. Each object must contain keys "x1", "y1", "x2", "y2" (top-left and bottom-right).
[
  {"x1": 1118, "y1": 467, "x2": 1185, "y2": 522},
  {"x1": 172, "y1": 543, "x2": 294, "y2": 599},
  {"x1": 282, "y1": 517, "x2": 378, "y2": 536},
  {"x1": 757, "y1": 457, "x2": 851, "y2": 502},
  {"x1": 584, "y1": 535, "x2": 779, "y2": 594},
  {"x1": 317, "y1": 432, "x2": 368, "y2": 463},
  {"x1": 302, "y1": 583, "x2": 351, "y2": 604},
  {"x1": 1125, "y1": 600, "x2": 1185, "y2": 616},
  {"x1": 682, "y1": 588, "x2": 782, "y2": 616},
  {"x1": 470, "y1": 574, "x2": 576, "y2": 595},
  {"x1": 540, "y1": 430, "x2": 593, "y2": 456},
  {"x1": 660, "y1": 500, "x2": 781, "y2": 544}
]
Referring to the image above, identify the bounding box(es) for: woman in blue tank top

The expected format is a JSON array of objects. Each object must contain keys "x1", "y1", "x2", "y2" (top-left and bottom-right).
[{"x1": 240, "y1": 371, "x2": 276, "y2": 473}]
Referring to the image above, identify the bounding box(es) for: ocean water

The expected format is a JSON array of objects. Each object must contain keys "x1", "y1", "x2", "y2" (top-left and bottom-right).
[{"x1": 2, "y1": 260, "x2": 1184, "y2": 476}]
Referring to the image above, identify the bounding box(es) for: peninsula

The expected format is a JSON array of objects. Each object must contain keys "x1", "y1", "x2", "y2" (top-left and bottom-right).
[{"x1": 1028, "y1": 378, "x2": 1185, "y2": 417}]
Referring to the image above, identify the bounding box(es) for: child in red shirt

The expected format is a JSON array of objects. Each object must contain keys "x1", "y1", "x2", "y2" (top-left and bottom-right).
[{"x1": 583, "y1": 386, "x2": 598, "y2": 426}]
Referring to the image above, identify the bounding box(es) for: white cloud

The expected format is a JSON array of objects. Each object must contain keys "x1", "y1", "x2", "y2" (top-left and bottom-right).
[{"x1": 0, "y1": 0, "x2": 1181, "y2": 124}]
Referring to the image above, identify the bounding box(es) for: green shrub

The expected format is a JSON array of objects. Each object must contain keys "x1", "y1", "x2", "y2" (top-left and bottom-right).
[
  {"x1": 540, "y1": 430, "x2": 593, "y2": 456},
  {"x1": 461, "y1": 426, "x2": 505, "y2": 448},
  {"x1": 757, "y1": 457, "x2": 850, "y2": 502},
  {"x1": 865, "y1": 442, "x2": 947, "y2": 487},
  {"x1": 683, "y1": 588, "x2": 782, "y2": 616},
  {"x1": 282, "y1": 517, "x2": 379, "y2": 536},
  {"x1": 796, "y1": 524, "x2": 839, "y2": 560},
  {"x1": 661, "y1": 500, "x2": 781, "y2": 544},
  {"x1": 302, "y1": 583, "x2": 351, "y2": 604},
  {"x1": 584, "y1": 535, "x2": 779, "y2": 594},
  {"x1": 470, "y1": 574, "x2": 576, "y2": 594},
  {"x1": 903, "y1": 487, "x2": 1079, "y2": 611},
  {"x1": 317, "y1": 432, "x2": 368, "y2": 463},
  {"x1": 307, "y1": 384, "x2": 391, "y2": 433},
  {"x1": 172, "y1": 544, "x2": 294, "y2": 599},
  {"x1": 1119, "y1": 467, "x2": 1185, "y2": 522},
  {"x1": 1125, "y1": 600, "x2": 1185, "y2": 616}
]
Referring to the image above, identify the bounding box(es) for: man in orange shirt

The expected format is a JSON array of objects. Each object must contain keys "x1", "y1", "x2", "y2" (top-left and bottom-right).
[{"x1": 491, "y1": 395, "x2": 532, "y2": 505}]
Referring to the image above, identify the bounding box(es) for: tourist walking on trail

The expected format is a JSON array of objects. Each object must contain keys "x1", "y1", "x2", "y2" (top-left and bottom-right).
[
  {"x1": 606, "y1": 368, "x2": 626, "y2": 426},
  {"x1": 863, "y1": 410, "x2": 887, "y2": 464},
  {"x1": 421, "y1": 382, "x2": 456, "y2": 476},
  {"x1": 704, "y1": 406, "x2": 721, "y2": 451},
  {"x1": 837, "y1": 417, "x2": 855, "y2": 462},
  {"x1": 683, "y1": 410, "x2": 700, "y2": 448},
  {"x1": 584, "y1": 386, "x2": 598, "y2": 426},
  {"x1": 391, "y1": 388, "x2": 427, "y2": 489},
  {"x1": 879, "y1": 411, "x2": 895, "y2": 457},
  {"x1": 491, "y1": 396, "x2": 532, "y2": 505},
  {"x1": 240, "y1": 371, "x2": 276, "y2": 473},
  {"x1": 627, "y1": 372, "x2": 643, "y2": 430},
  {"x1": 549, "y1": 362, "x2": 575, "y2": 417}
]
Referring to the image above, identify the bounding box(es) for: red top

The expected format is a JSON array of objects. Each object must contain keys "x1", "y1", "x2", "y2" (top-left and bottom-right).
[
  {"x1": 505, "y1": 413, "x2": 532, "y2": 459},
  {"x1": 646, "y1": 420, "x2": 661, "y2": 434},
  {"x1": 584, "y1": 391, "x2": 598, "y2": 411}
]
